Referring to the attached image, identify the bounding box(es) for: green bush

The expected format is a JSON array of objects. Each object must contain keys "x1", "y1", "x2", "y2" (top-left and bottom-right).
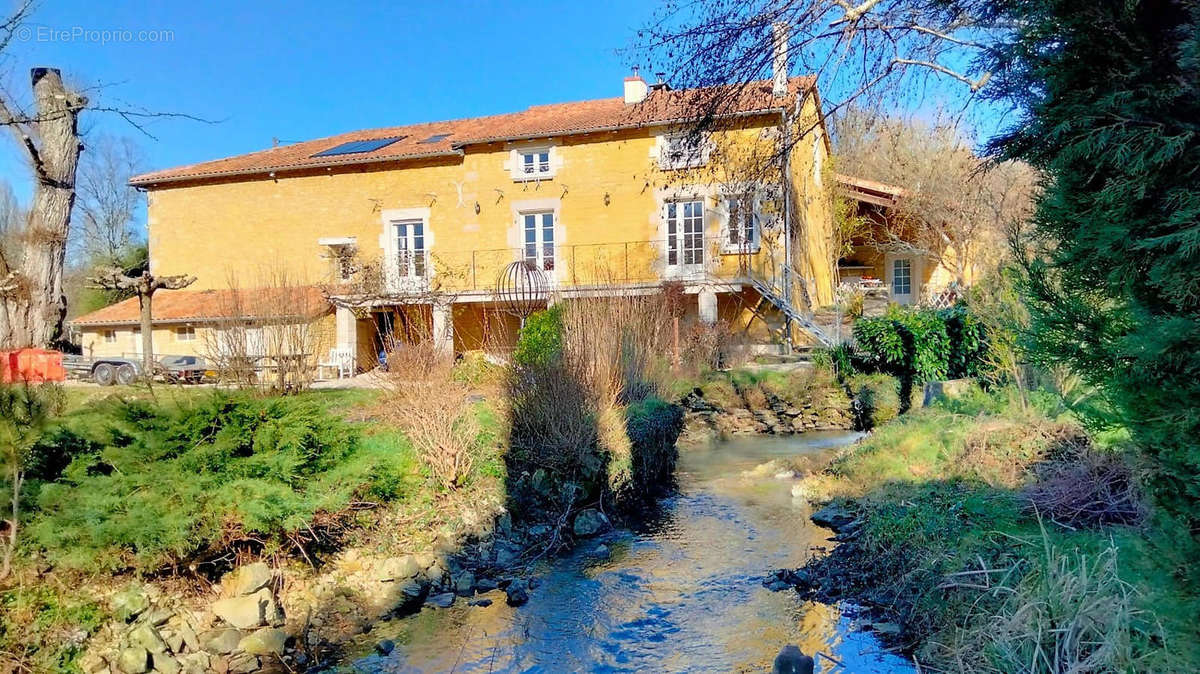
[
  {"x1": 812, "y1": 342, "x2": 857, "y2": 381},
  {"x1": 623, "y1": 395, "x2": 684, "y2": 490},
  {"x1": 846, "y1": 373, "x2": 903, "y2": 430},
  {"x1": 941, "y1": 305, "x2": 988, "y2": 379},
  {"x1": 512, "y1": 305, "x2": 563, "y2": 368},
  {"x1": 854, "y1": 304, "x2": 990, "y2": 384},
  {"x1": 27, "y1": 393, "x2": 416, "y2": 573}
]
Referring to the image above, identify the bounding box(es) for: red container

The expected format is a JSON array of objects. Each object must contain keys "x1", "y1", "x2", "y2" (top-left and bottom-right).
[{"x1": 0, "y1": 349, "x2": 66, "y2": 384}]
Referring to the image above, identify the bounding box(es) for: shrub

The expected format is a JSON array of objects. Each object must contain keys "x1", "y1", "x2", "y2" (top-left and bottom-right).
[
  {"x1": 512, "y1": 305, "x2": 563, "y2": 368},
  {"x1": 505, "y1": 293, "x2": 681, "y2": 517},
  {"x1": 679, "y1": 321, "x2": 738, "y2": 373},
  {"x1": 852, "y1": 304, "x2": 991, "y2": 415},
  {"x1": 941, "y1": 304, "x2": 988, "y2": 379},
  {"x1": 381, "y1": 340, "x2": 480, "y2": 490},
  {"x1": 846, "y1": 373, "x2": 903, "y2": 430},
  {"x1": 854, "y1": 304, "x2": 992, "y2": 384},
  {"x1": 619, "y1": 395, "x2": 684, "y2": 496},
  {"x1": 1023, "y1": 446, "x2": 1148, "y2": 528},
  {"x1": 506, "y1": 362, "x2": 599, "y2": 479},
  {"x1": 26, "y1": 393, "x2": 411, "y2": 573},
  {"x1": 812, "y1": 342, "x2": 858, "y2": 381}
]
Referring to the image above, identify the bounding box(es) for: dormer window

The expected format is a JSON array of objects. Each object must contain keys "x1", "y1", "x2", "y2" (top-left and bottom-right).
[
  {"x1": 659, "y1": 133, "x2": 708, "y2": 170},
  {"x1": 509, "y1": 146, "x2": 558, "y2": 181},
  {"x1": 523, "y1": 150, "x2": 551, "y2": 176}
]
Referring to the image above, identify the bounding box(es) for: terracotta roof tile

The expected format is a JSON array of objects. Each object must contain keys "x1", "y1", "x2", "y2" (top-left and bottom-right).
[
  {"x1": 70, "y1": 287, "x2": 330, "y2": 327},
  {"x1": 131, "y1": 77, "x2": 815, "y2": 186}
]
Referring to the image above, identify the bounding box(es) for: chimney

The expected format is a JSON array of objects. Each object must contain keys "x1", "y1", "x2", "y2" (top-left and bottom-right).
[
  {"x1": 624, "y1": 67, "x2": 648, "y2": 104},
  {"x1": 772, "y1": 22, "x2": 789, "y2": 97}
]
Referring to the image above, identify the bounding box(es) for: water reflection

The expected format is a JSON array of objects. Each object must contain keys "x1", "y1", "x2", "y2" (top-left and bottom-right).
[{"x1": 338, "y1": 432, "x2": 914, "y2": 673}]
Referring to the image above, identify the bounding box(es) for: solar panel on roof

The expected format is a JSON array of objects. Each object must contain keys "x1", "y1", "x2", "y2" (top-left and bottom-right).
[
  {"x1": 311, "y1": 136, "x2": 404, "y2": 158},
  {"x1": 418, "y1": 133, "x2": 451, "y2": 144}
]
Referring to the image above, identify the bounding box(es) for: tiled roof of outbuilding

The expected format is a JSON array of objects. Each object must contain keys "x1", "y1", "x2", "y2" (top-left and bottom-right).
[{"x1": 70, "y1": 287, "x2": 330, "y2": 326}]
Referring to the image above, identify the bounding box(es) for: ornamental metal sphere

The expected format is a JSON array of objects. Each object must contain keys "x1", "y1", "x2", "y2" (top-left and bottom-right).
[{"x1": 495, "y1": 260, "x2": 549, "y2": 319}]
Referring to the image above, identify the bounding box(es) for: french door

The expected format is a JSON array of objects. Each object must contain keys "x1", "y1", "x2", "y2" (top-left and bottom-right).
[
  {"x1": 522, "y1": 211, "x2": 555, "y2": 271},
  {"x1": 888, "y1": 256, "x2": 917, "y2": 305},
  {"x1": 393, "y1": 219, "x2": 426, "y2": 278},
  {"x1": 666, "y1": 200, "x2": 704, "y2": 271}
]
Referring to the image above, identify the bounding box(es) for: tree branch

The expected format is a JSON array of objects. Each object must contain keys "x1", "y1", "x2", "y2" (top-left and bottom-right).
[
  {"x1": 892, "y1": 58, "x2": 992, "y2": 91},
  {"x1": 0, "y1": 96, "x2": 44, "y2": 179},
  {"x1": 831, "y1": 0, "x2": 886, "y2": 26},
  {"x1": 151, "y1": 273, "x2": 196, "y2": 291}
]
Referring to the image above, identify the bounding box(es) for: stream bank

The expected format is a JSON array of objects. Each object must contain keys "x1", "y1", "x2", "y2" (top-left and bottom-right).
[{"x1": 334, "y1": 432, "x2": 915, "y2": 672}]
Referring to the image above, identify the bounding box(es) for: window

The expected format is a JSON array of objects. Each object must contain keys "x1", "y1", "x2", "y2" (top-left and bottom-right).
[
  {"x1": 522, "y1": 150, "x2": 551, "y2": 177},
  {"x1": 660, "y1": 133, "x2": 707, "y2": 170},
  {"x1": 521, "y1": 211, "x2": 555, "y2": 271},
  {"x1": 393, "y1": 220, "x2": 426, "y2": 278},
  {"x1": 726, "y1": 195, "x2": 757, "y2": 249},
  {"x1": 892, "y1": 258, "x2": 912, "y2": 296},
  {"x1": 103, "y1": 329, "x2": 117, "y2": 343},
  {"x1": 510, "y1": 147, "x2": 555, "y2": 180},
  {"x1": 175, "y1": 326, "x2": 196, "y2": 342},
  {"x1": 666, "y1": 200, "x2": 704, "y2": 267}
]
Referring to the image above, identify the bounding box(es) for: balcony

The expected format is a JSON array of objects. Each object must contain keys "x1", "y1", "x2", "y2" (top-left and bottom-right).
[{"x1": 367, "y1": 236, "x2": 792, "y2": 301}]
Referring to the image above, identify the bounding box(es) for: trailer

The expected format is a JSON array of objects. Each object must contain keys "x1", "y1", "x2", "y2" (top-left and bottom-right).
[{"x1": 63, "y1": 354, "x2": 145, "y2": 386}]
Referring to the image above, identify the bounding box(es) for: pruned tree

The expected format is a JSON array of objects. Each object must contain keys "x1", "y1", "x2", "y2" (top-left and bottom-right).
[
  {"x1": 0, "y1": 66, "x2": 87, "y2": 349},
  {"x1": 87, "y1": 268, "x2": 195, "y2": 376},
  {"x1": 834, "y1": 107, "x2": 1036, "y2": 284},
  {"x1": 0, "y1": 2, "x2": 210, "y2": 350}
]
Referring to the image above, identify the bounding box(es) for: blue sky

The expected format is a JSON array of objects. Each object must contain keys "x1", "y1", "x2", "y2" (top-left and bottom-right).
[
  {"x1": 1, "y1": 0, "x2": 1003, "y2": 212},
  {"x1": 1, "y1": 0, "x2": 653, "y2": 204}
]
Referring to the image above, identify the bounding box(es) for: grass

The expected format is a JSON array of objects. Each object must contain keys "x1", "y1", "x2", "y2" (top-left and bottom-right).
[
  {"x1": 798, "y1": 388, "x2": 1200, "y2": 672},
  {"x1": 0, "y1": 581, "x2": 105, "y2": 672},
  {"x1": 61, "y1": 382, "x2": 381, "y2": 415},
  {"x1": 673, "y1": 365, "x2": 851, "y2": 410}
]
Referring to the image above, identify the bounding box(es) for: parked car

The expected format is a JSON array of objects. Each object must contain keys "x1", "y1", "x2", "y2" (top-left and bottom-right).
[{"x1": 156, "y1": 355, "x2": 212, "y2": 384}]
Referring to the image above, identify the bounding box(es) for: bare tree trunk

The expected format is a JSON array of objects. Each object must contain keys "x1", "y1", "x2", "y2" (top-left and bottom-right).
[
  {"x1": 140, "y1": 291, "x2": 154, "y2": 374},
  {"x1": 0, "y1": 470, "x2": 22, "y2": 581},
  {"x1": 0, "y1": 68, "x2": 86, "y2": 349}
]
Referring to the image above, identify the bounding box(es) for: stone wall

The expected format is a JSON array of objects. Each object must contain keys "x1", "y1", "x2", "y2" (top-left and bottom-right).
[{"x1": 679, "y1": 377, "x2": 854, "y2": 440}]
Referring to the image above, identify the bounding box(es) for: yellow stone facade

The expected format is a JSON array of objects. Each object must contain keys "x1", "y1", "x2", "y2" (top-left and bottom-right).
[{"x1": 126, "y1": 93, "x2": 837, "y2": 368}]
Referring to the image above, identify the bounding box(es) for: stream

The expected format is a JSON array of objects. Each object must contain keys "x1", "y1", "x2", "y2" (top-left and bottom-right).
[{"x1": 337, "y1": 431, "x2": 915, "y2": 673}]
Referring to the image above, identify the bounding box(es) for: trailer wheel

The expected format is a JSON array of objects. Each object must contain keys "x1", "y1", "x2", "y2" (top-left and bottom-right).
[
  {"x1": 93, "y1": 363, "x2": 116, "y2": 386},
  {"x1": 116, "y1": 363, "x2": 137, "y2": 386}
]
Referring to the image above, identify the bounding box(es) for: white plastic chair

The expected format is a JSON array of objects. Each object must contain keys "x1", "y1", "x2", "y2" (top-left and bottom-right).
[{"x1": 318, "y1": 348, "x2": 354, "y2": 379}]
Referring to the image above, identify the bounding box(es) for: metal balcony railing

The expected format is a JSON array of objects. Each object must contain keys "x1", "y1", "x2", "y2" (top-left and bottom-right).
[{"x1": 376, "y1": 236, "x2": 793, "y2": 294}]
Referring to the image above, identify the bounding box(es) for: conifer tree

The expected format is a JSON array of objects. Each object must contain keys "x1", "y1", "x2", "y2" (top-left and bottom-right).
[{"x1": 987, "y1": 0, "x2": 1200, "y2": 518}]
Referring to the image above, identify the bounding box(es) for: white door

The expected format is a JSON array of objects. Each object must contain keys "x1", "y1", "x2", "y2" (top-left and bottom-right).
[
  {"x1": 666, "y1": 200, "x2": 704, "y2": 273},
  {"x1": 521, "y1": 211, "x2": 555, "y2": 271},
  {"x1": 393, "y1": 219, "x2": 426, "y2": 279},
  {"x1": 888, "y1": 256, "x2": 918, "y2": 305}
]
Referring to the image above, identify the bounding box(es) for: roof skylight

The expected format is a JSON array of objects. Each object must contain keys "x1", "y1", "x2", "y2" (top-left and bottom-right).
[{"x1": 311, "y1": 136, "x2": 404, "y2": 158}]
